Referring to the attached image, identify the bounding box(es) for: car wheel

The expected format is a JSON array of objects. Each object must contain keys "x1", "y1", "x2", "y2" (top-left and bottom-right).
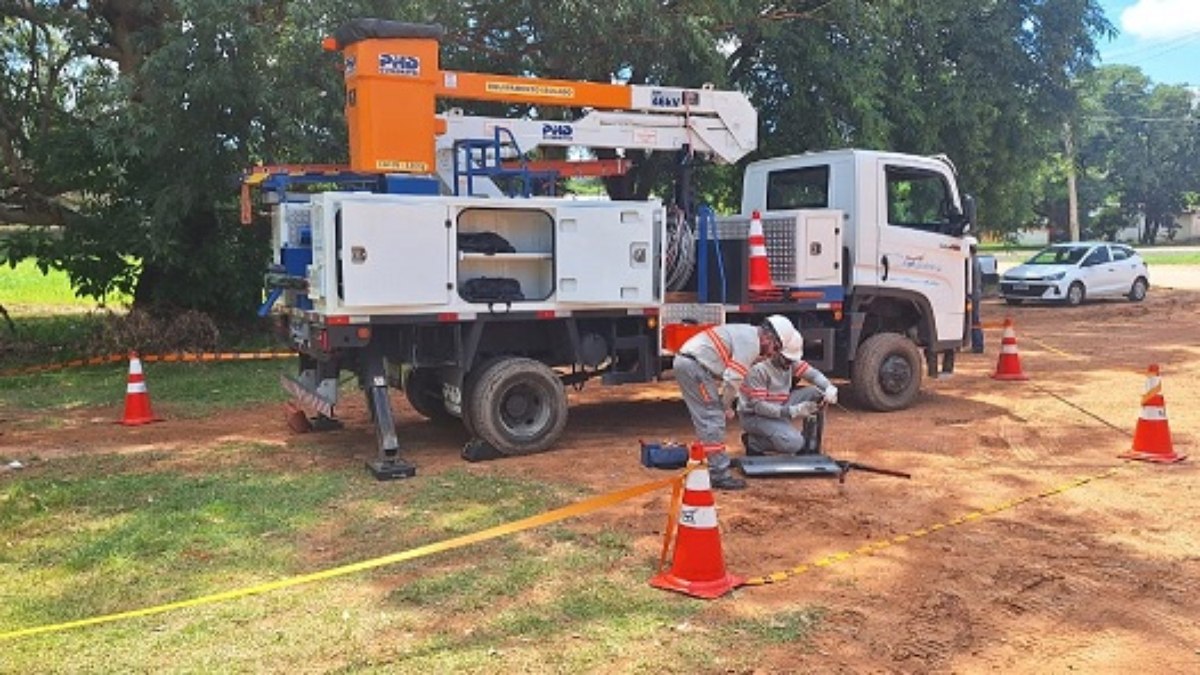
[
  {"x1": 1127, "y1": 277, "x2": 1148, "y2": 302},
  {"x1": 1065, "y1": 282, "x2": 1085, "y2": 307},
  {"x1": 1004, "y1": 298, "x2": 1023, "y2": 306}
]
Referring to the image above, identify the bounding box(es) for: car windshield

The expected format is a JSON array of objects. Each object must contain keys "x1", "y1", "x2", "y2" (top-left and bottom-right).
[{"x1": 1027, "y1": 246, "x2": 1090, "y2": 265}]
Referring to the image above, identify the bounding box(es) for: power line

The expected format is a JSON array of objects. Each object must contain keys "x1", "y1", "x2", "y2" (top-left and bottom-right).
[{"x1": 1081, "y1": 115, "x2": 1200, "y2": 124}]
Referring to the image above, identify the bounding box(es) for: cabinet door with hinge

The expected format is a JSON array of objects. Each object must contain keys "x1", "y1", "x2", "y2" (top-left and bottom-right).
[
  {"x1": 554, "y1": 203, "x2": 658, "y2": 305},
  {"x1": 338, "y1": 200, "x2": 451, "y2": 307}
]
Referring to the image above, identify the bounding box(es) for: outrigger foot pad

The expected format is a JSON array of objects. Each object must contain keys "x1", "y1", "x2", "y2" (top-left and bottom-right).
[{"x1": 366, "y1": 459, "x2": 417, "y2": 480}]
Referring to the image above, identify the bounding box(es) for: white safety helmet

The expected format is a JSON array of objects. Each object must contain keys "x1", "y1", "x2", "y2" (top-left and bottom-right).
[
  {"x1": 780, "y1": 331, "x2": 805, "y2": 362},
  {"x1": 764, "y1": 315, "x2": 798, "y2": 350}
]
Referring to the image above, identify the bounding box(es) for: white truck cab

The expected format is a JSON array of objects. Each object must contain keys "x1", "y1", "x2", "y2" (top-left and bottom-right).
[{"x1": 730, "y1": 149, "x2": 976, "y2": 410}]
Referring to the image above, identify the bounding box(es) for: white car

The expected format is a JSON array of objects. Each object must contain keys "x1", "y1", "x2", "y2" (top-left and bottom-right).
[{"x1": 1000, "y1": 242, "x2": 1149, "y2": 306}]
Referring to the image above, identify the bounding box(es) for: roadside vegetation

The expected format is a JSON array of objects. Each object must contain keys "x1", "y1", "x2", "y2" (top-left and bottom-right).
[{"x1": 1, "y1": 269, "x2": 826, "y2": 671}]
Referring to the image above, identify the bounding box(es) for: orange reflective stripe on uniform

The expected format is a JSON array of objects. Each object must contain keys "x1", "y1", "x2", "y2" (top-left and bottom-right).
[
  {"x1": 793, "y1": 361, "x2": 810, "y2": 378},
  {"x1": 739, "y1": 385, "x2": 787, "y2": 403},
  {"x1": 703, "y1": 328, "x2": 746, "y2": 375}
]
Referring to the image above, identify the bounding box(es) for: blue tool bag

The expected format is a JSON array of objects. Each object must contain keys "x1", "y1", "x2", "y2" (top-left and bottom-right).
[{"x1": 639, "y1": 441, "x2": 690, "y2": 470}]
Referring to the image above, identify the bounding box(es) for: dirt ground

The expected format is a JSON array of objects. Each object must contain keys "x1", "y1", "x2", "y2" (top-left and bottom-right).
[{"x1": 5, "y1": 268, "x2": 1199, "y2": 672}]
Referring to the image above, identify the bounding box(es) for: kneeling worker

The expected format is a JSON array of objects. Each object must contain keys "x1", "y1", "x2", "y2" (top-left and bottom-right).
[
  {"x1": 673, "y1": 315, "x2": 797, "y2": 490},
  {"x1": 738, "y1": 329, "x2": 838, "y2": 455}
]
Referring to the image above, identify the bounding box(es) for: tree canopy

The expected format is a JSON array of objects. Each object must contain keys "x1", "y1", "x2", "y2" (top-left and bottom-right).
[{"x1": 0, "y1": 1, "x2": 1156, "y2": 317}]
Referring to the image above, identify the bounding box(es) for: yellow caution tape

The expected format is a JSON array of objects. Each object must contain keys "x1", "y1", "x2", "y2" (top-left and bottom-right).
[
  {"x1": 0, "y1": 351, "x2": 296, "y2": 377},
  {"x1": 742, "y1": 466, "x2": 1122, "y2": 586},
  {"x1": 0, "y1": 472, "x2": 684, "y2": 641}
]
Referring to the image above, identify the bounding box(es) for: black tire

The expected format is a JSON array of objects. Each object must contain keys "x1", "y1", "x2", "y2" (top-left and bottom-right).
[
  {"x1": 460, "y1": 356, "x2": 507, "y2": 437},
  {"x1": 851, "y1": 333, "x2": 923, "y2": 412},
  {"x1": 1065, "y1": 282, "x2": 1085, "y2": 306},
  {"x1": 1127, "y1": 277, "x2": 1148, "y2": 302},
  {"x1": 402, "y1": 368, "x2": 456, "y2": 424},
  {"x1": 1004, "y1": 298, "x2": 1023, "y2": 306},
  {"x1": 464, "y1": 357, "x2": 567, "y2": 455}
]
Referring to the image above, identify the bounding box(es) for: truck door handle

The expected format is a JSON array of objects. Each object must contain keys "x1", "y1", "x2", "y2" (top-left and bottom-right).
[{"x1": 881, "y1": 255, "x2": 889, "y2": 281}]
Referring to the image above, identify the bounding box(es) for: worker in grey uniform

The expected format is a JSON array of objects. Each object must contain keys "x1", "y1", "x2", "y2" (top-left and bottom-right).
[
  {"x1": 968, "y1": 237, "x2": 985, "y2": 353},
  {"x1": 673, "y1": 315, "x2": 798, "y2": 490},
  {"x1": 737, "y1": 329, "x2": 839, "y2": 455}
]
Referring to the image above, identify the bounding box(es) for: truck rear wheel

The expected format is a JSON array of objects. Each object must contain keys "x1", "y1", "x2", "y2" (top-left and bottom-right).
[
  {"x1": 464, "y1": 357, "x2": 567, "y2": 455},
  {"x1": 851, "y1": 333, "x2": 923, "y2": 412},
  {"x1": 402, "y1": 368, "x2": 456, "y2": 424}
]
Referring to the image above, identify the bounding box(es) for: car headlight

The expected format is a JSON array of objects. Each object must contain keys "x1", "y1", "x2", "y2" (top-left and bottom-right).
[{"x1": 1045, "y1": 272, "x2": 1065, "y2": 281}]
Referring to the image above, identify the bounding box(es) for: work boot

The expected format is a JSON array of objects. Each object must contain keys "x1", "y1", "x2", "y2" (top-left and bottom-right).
[{"x1": 710, "y1": 472, "x2": 747, "y2": 490}]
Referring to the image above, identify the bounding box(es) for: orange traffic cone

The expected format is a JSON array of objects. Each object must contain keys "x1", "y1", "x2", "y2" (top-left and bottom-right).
[
  {"x1": 747, "y1": 210, "x2": 779, "y2": 300},
  {"x1": 119, "y1": 352, "x2": 160, "y2": 426},
  {"x1": 650, "y1": 442, "x2": 744, "y2": 599},
  {"x1": 1120, "y1": 365, "x2": 1185, "y2": 463},
  {"x1": 991, "y1": 317, "x2": 1028, "y2": 381}
]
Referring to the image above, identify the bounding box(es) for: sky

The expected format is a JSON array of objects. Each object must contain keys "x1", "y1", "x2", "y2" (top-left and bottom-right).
[{"x1": 1096, "y1": 0, "x2": 1200, "y2": 85}]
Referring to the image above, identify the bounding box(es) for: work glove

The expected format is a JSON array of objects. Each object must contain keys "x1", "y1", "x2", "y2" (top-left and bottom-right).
[
  {"x1": 823, "y1": 385, "x2": 839, "y2": 406},
  {"x1": 787, "y1": 401, "x2": 819, "y2": 419}
]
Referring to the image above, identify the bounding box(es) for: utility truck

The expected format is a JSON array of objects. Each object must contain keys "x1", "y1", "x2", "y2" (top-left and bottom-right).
[{"x1": 248, "y1": 20, "x2": 977, "y2": 479}]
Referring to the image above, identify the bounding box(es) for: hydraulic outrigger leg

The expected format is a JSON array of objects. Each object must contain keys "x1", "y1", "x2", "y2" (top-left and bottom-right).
[{"x1": 360, "y1": 347, "x2": 417, "y2": 480}]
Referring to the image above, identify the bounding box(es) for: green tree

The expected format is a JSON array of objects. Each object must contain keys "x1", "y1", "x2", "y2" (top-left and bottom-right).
[
  {"x1": 725, "y1": 0, "x2": 1112, "y2": 235},
  {"x1": 0, "y1": 0, "x2": 431, "y2": 317},
  {"x1": 1074, "y1": 65, "x2": 1200, "y2": 244},
  {"x1": 2, "y1": 0, "x2": 1118, "y2": 316}
]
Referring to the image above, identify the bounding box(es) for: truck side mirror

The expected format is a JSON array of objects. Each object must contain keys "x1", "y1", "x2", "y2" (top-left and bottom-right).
[
  {"x1": 962, "y1": 194, "x2": 977, "y2": 229},
  {"x1": 947, "y1": 194, "x2": 976, "y2": 237}
]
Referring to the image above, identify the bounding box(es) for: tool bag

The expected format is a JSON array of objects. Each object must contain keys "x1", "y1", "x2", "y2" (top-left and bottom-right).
[
  {"x1": 639, "y1": 440, "x2": 690, "y2": 470},
  {"x1": 461, "y1": 276, "x2": 525, "y2": 303},
  {"x1": 458, "y1": 231, "x2": 516, "y2": 255}
]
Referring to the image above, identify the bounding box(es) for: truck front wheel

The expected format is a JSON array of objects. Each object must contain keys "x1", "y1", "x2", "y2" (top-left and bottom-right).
[
  {"x1": 464, "y1": 357, "x2": 568, "y2": 455},
  {"x1": 851, "y1": 333, "x2": 923, "y2": 412}
]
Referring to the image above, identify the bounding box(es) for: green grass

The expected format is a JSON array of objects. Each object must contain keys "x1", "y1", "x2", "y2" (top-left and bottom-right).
[
  {"x1": 0, "y1": 359, "x2": 292, "y2": 417},
  {"x1": 1, "y1": 258, "x2": 129, "y2": 308},
  {"x1": 1140, "y1": 251, "x2": 1200, "y2": 265},
  {"x1": 0, "y1": 453, "x2": 825, "y2": 672}
]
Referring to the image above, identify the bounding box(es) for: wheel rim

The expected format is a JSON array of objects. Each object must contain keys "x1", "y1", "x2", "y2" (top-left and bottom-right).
[
  {"x1": 498, "y1": 382, "x2": 552, "y2": 440},
  {"x1": 1069, "y1": 285, "x2": 1083, "y2": 304},
  {"x1": 878, "y1": 353, "x2": 913, "y2": 396},
  {"x1": 1132, "y1": 280, "x2": 1146, "y2": 299}
]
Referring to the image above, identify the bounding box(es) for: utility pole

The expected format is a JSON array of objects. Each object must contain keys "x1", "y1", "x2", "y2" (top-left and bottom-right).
[{"x1": 1064, "y1": 121, "x2": 1080, "y2": 242}]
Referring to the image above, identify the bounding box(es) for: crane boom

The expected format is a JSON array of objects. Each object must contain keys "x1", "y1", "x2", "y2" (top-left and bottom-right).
[{"x1": 324, "y1": 19, "x2": 757, "y2": 175}]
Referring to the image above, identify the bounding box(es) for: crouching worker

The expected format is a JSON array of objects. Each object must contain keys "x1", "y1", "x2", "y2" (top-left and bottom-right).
[
  {"x1": 673, "y1": 315, "x2": 796, "y2": 490},
  {"x1": 738, "y1": 329, "x2": 838, "y2": 456}
]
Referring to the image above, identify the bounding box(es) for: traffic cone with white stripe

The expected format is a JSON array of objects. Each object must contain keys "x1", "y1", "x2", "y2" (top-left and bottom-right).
[
  {"x1": 747, "y1": 210, "x2": 780, "y2": 300},
  {"x1": 650, "y1": 442, "x2": 744, "y2": 599},
  {"x1": 119, "y1": 352, "x2": 161, "y2": 426},
  {"x1": 1120, "y1": 365, "x2": 1185, "y2": 463},
  {"x1": 990, "y1": 317, "x2": 1028, "y2": 381}
]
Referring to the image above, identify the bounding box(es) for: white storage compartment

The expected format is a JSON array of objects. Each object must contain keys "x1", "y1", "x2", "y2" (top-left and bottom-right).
[{"x1": 455, "y1": 207, "x2": 554, "y2": 303}]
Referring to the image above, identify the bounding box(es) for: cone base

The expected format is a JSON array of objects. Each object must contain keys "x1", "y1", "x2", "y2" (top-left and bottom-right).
[
  {"x1": 117, "y1": 416, "x2": 161, "y2": 427},
  {"x1": 650, "y1": 571, "x2": 745, "y2": 599},
  {"x1": 991, "y1": 372, "x2": 1029, "y2": 381},
  {"x1": 1119, "y1": 450, "x2": 1187, "y2": 464}
]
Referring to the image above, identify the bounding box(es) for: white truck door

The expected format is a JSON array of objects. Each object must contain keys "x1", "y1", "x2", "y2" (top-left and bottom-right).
[
  {"x1": 554, "y1": 203, "x2": 657, "y2": 304},
  {"x1": 339, "y1": 200, "x2": 451, "y2": 307},
  {"x1": 873, "y1": 160, "x2": 967, "y2": 343}
]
